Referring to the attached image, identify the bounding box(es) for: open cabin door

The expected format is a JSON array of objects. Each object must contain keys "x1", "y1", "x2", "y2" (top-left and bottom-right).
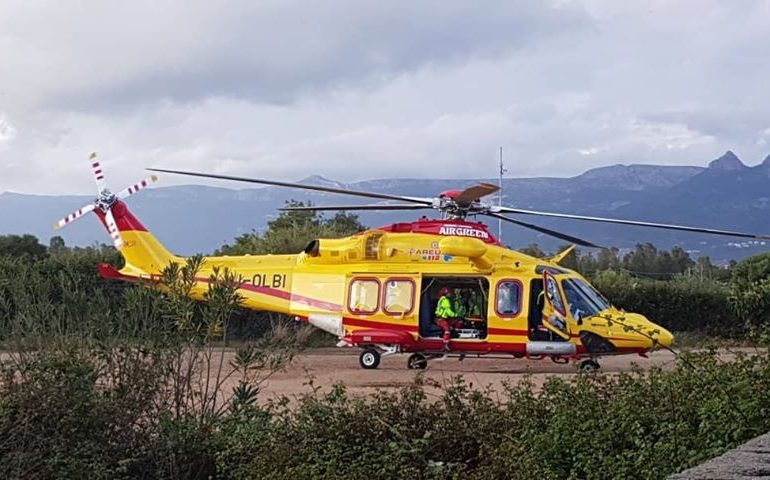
[{"x1": 541, "y1": 271, "x2": 570, "y2": 341}]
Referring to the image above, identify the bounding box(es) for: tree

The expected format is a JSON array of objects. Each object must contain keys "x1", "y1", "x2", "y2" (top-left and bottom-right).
[
  {"x1": 325, "y1": 211, "x2": 367, "y2": 236},
  {"x1": 217, "y1": 200, "x2": 366, "y2": 255},
  {"x1": 0, "y1": 234, "x2": 48, "y2": 261},
  {"x1": 596, "y1": 247, "x2": 621, "y2": 271},
  {"x1": 519, "y1": 244, "x2": 546, "y2": 258},
  {"x1": 620, "y1": 243, "x2": 694, "y2": 279},
  {"x1": 670, "y1": 246, "x2": 695, "y2": 274},
  {"x1": 623, "y1": 243, "x2": 658, "y2": 275},
  {"x1": 48, "y1": 236, "x2": 67, "y2": 256}
]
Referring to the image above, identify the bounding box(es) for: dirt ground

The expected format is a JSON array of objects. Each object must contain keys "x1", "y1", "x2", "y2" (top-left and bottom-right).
[
  {"x1": 2, "y1": 346, "x2": 754, "y2": 405},
  {"x1": 244, "y1": 347, "x2": 685, "y2": 402}
]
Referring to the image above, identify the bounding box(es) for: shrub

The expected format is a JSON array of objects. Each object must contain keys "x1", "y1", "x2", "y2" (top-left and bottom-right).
[
  {"x1": 214, "y1": 351, "x2": 770, "y2": 480},
  {"x1": 592, "y1": 271, "x2": 740, "y2": 335},
  {"x1": 729, "y1": 252, "x2": 770, "y2": 330},
  {"x1": 0, "y1": 257, "x2": 304, "y2": 479}
]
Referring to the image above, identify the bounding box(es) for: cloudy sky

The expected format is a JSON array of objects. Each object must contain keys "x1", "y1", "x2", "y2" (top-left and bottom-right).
[{"x1": 1, "y1": 0, "x2": 769, "y2": 194}]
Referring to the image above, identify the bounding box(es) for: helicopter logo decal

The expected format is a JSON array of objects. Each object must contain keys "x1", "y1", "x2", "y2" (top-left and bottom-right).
[{"x1": 438, "y1": 225, "x2": 489, "y2": 239}]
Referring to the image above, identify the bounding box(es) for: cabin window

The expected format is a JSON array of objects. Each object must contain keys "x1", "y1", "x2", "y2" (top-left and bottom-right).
[
  {"x1": 348, "y1": 278, "x2": 380, "y2": 314},
  {"x1": 383, "y1": 278, "x2": 415, "y2": 315},
  {"x1": 496, "y1": 280, "x2": 522, "y2": 317}
]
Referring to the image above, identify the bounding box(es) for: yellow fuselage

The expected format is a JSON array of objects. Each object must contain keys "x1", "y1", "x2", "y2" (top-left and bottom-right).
[{"x1": 116, "y1": 215, "x2": 673, "y2": 356}]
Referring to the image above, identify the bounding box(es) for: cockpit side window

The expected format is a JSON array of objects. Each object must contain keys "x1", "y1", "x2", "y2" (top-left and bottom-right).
[
  {"x1": 561, "y1": 278, "x2": 611, "y2": 319},
  {"x1": 544, "y1": 274, "x2": 566, "y2": 315}
]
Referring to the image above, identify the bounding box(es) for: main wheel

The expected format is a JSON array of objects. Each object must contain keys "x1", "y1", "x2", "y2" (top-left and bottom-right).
[
  {"x1": 407, "y1": 353, "x2": 428, "y2": 370},
  {"x1": 579, "y1": 359, "x2": 600, "y2": 373},
  {"x1": 359, "y1": 348, "x2": 381, "y2": 369}
]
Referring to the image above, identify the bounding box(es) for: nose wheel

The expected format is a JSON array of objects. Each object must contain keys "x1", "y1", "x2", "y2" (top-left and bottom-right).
[
  {"x1": 359, "y1": 348, "x2": 381, "y2": 369},
  {"x1": 579, "y1": 359, "x2": 600, "y2": 373}
]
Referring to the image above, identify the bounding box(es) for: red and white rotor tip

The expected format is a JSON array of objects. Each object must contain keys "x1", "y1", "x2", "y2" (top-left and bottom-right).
[
  {"x1": 90, "y1": 151, "x2": 107, "y2": 192},
  {"x1": 117, "y1": 175, "x2": 158, "y2": 200},
  {"x1": 54, "y1": 204, "x2": 96, "y2": 230}
]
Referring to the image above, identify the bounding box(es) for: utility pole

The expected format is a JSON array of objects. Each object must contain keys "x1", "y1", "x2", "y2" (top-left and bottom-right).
[{"x1": 498, "y1": 146, "x2": 506, "y2": 242}]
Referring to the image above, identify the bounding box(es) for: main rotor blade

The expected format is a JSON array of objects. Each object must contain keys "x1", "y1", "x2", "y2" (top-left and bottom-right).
[
  {"x1": 486, "y1": 213, "x2": 603, "y2": 249},
  {"x1": 280, "y1": 204, "x2": 432, "y2": 212},
  {"x1": 89, "y1": 152, "x2": 107, "y2": 193},
  {"x1": 104, "y1": 209, "x2": 123, "y2": 249},
  {"x1": 491, "y1": 206, "x2": 770, "y2": 240},
  {"x1": 455, "y1": 182, "x2": 499, "y2": 207},
  {"x1": 147, "y1": 168, "x2": 434, "y2": 205},
  {"x1": 117, "y1": 175, "x2": 158, "y2": 200},
  {"x1": 54, "y1": 203, "x2": 96, "y2": 230}
]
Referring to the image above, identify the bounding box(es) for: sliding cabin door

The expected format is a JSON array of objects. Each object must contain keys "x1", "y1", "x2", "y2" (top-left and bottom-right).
[{"x1": 346, "y1": 275, "x2": 419, "y2": 337}]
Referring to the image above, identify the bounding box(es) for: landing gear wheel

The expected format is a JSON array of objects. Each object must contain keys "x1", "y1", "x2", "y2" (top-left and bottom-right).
[
  {"x1": 579, "y1": 359, "x2": 600, "y2": 373},
  {"x1": 407, "y1": 353, "x2": 428, "y2": 370},
  {"x1": 359, "y1": 348, "x2": 381, "y2": 369}
]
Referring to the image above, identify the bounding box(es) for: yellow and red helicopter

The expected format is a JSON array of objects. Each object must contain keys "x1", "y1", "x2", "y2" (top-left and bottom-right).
[{"x1": 55, "y1": 154, "x2": 770, "y2": 371}]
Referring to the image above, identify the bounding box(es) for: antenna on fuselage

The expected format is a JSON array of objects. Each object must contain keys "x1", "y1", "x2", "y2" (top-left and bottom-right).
[{"x1": 498, "y1": 146, "x2": 507, "y2": 242}]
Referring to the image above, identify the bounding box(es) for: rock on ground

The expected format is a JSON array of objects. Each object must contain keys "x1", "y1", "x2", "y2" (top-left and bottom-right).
[{"x1": 669, "y1": 433, "x2": 770, "y2": 479}]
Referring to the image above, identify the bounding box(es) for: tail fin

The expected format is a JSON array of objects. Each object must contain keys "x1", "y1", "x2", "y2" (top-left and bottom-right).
[{"x1": 94, "y1": 200, "x2": 179, "y2": 277}]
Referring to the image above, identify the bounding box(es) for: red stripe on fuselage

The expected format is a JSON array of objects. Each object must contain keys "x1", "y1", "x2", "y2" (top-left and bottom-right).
[
  {"x1": 192, "y1": 276, "x2": 339, "y2": 312},
  {"x1": 487, "y1": 327, "x2": 530, "y2": 336},
  {"x1": 343, "y1": 317, "x2": 418, "y2": 332},
  {"x1": 235, "y1": 281, "x2": 343, "y2": 312}
]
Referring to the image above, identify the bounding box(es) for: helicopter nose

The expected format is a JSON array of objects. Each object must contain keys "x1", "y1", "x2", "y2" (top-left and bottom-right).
[{"x1": 654, "y1": 328, "x2": 674, "y2": 349}]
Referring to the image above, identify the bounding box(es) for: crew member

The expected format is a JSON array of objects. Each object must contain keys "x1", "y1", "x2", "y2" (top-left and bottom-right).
[
  {"x1": 467, "y1": 289, "x2": 483, "y2": 318},
  {"x1": 453, "y1": 289, "x2": 467, "y2": 320},
  {"x1": 435, "y1": 286, "x2": 457, "y2": 350}
]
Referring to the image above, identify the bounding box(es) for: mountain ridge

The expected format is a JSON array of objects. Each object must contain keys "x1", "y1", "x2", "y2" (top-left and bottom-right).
[{"x1": 2, "y1": 151, "x2": 770, "y2": 262}]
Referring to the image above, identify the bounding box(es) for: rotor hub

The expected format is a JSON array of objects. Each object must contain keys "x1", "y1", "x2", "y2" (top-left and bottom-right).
[{"x1": 95, "y1": 189, "x2": 117, "y2": 212}]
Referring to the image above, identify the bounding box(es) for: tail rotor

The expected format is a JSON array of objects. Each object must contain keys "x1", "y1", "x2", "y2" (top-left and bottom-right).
[{"x1": 54, "y1": 152, "x2": 158, "y2": 249}]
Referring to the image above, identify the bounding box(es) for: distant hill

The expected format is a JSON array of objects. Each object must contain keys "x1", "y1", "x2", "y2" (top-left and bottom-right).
[{"x1": 2, "y1": 151, "x2": 769, "y2": 262}]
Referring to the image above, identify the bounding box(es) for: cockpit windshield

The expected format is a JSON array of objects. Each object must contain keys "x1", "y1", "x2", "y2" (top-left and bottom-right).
[{"x1": 561, "y1": 278, "x2": 611, "y2": 319}]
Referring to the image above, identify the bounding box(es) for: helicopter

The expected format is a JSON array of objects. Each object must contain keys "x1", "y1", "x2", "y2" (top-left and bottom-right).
[{"x1": 55, "y1": 154, "x2": 770, "y2": 371}]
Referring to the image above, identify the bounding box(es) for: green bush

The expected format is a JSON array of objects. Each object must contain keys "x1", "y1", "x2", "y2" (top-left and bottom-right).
[
  {"x1": 728, "y1": 252, "x2": 770, "y2": 329},
  {"x1": 592, "y1": 271, "x2": 740, "y2": 335},
  {"x1": 3, "y1": 246, "x2": 770, "y2": 478},
  {"x1": 212, "y1": 351, "x2": 770, "y2": 480},
  {"x1": 4, "y1": 347, "x2": 770, "y2": 479},
  {"x1": 0, "y1": 251, "x2": 129, "y2": 341},
  {"x1": 0, "y1": 348, "x2": 171, "y2": 479}
]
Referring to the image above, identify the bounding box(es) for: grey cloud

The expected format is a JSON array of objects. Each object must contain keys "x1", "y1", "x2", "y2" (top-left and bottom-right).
[
  {"x1": 1, "y1": 1, "x2": 588, "y2": 112},
  {"x1": 3, "y1": 1, "x2": 770, "y2": 196}
]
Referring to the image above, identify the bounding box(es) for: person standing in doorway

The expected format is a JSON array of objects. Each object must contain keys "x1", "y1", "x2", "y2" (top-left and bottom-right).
[{"x1": 435, "y1": 286, "x2": 457, "y2": 350}]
